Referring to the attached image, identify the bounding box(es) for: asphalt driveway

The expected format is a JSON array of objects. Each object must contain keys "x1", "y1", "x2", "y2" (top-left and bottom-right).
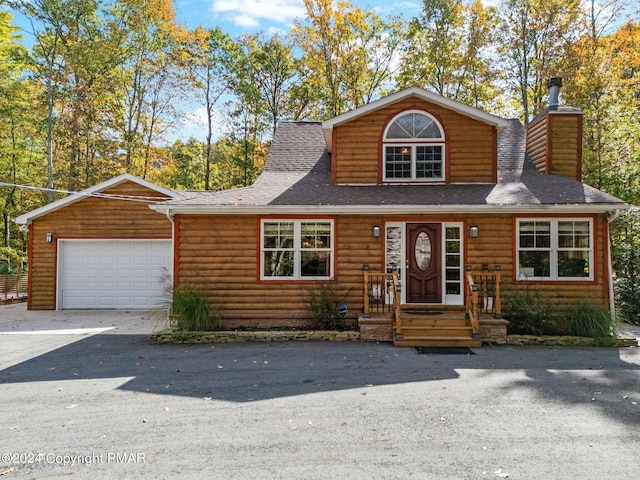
[{"x1": 1, "y1": 304, "x2": 639, "y2": 479}]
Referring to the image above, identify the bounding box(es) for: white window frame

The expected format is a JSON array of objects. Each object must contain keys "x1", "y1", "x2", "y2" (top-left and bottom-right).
[
  {"x1": 260, "y1": 219, "x2": 334, "y2": 281},
  {"x1": 443, "y1": 223, "x2": 464, "y2": 305},
  {"x1": 516, "y1": 218, "x2": 593, "y2": 281},
  {"x1": 384, "y1": 222, "x2": 464, "y2": 306},
  {"x1": 382, "y1": 110, "x2": 445, "y2": 183}
]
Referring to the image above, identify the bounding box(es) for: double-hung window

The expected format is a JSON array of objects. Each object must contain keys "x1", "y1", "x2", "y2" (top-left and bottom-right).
[
  {"x1": 261, "y1": 219, "x2": 334, "y2": 280},
  {"x1": 517, "y1": 219, "x2": 593, "y2": 280},
  {"x1": 383, "y1": 110, "x2": 445, "y2": 182}
]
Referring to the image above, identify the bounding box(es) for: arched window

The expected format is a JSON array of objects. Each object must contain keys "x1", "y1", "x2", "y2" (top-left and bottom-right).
[{"x1": 383, "y1": 111, "x2": 445, "y2": 182}]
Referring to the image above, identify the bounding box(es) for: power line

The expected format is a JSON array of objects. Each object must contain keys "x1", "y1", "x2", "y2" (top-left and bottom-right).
[{"x1": 0, "y1": 182, "x2": 170, "y2": 203}]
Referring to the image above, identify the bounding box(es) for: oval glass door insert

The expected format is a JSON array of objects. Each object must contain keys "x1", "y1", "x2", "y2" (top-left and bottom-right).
[{"x1": 415, "y1": 232, "x2": 432, "y2": 270}]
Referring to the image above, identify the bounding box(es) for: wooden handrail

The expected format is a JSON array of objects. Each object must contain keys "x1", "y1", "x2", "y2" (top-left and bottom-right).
[
  {"x1": 363, "y1": 270, "x2": 370, "y2": 317},
  {"x1": 364, "y1": 267, "x2": 499, "y2": 338},
  {"x1": 391, "y1": 269, "x2": 402, "y2": 336},
  {"x1": 466, "y1": 269, "x2": 502, "y2": 335},
  {"x1": 362, "y1": 270, "x2": 401, "y2": 333},
  {"x1": 363, "y1": 272, "x2": 394, "y2": 315},
  {"x1": 466, "y1": 273, "x2": 480, "y2": 335}
]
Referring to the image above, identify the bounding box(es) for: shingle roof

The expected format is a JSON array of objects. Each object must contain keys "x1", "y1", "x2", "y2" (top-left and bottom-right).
[{"x1": 154, "y1": 120, "x2": 625, "y2": 214}]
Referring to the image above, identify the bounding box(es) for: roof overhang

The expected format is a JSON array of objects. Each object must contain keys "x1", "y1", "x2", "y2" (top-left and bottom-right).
[
  {"x1": 150, "y1": 203, "x2": 628, "y2": 216},
  {"x1": 14, "y1": 173, "x2": 184, "y2": 225},
  {"x1": 321, "y1": 86, "x2": 512, "y2": 152}
]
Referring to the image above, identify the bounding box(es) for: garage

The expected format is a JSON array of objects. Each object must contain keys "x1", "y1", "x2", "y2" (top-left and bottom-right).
[
  {"x1": 58, "y1": 240, "x2": 172, "y2": 309},
  {"x1": 14, "y1": 174, "x2": 178, "y2": 310}
]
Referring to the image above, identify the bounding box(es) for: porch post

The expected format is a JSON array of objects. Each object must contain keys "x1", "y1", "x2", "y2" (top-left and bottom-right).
[{"x1": 363, "y1": 264, "x2": 370, "y2": 318}]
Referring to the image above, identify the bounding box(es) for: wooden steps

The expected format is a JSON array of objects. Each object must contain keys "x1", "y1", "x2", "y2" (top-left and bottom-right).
[{"x1": 393, "y1": 308, "x2": 481, "y2": 348}]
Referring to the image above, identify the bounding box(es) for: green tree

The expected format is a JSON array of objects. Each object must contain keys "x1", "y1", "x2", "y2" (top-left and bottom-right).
[
  {"x1": 113, "y1": 0, "x2": 182, "y2": 178},
  {"x1": 292, "y1": 0, "x2": 402, "y2": 117},
  {"x1": 398, "y1": 0, "x2": 465, "y2": 96},
  {"x1": 497, "y1": 0, "x2": 582, "y2": 123},
  {"x1": 238, "y1": 32, "x2": 299, "y2": 137},
  {"x1": 397, "y1": 0, "x2": 499, "y2": 110},
  {"x1": 158, "y1": 137, "x2": 205, "y2": 190},
  {"x1": 180, "y1": 26, "x2": 238, "y2": 190},
  {"x1": 9, "y1": 0, "x2": 79, "y2": 202},
  {"x1": 0, "y1": 10, "x2": 42, "y2": 250}
]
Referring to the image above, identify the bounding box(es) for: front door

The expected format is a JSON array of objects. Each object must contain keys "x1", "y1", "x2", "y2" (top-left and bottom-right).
[{"x1": 406, "y1": 223, "x2": 441, "y2": 304}]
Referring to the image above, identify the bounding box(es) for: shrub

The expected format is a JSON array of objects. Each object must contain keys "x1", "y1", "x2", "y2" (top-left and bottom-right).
[
  {"x1": 502, "y1": 284, "x2": 559, "y2": 335},
  {"x1": 306, "y1": 284, "x2": 347, "y2": 330},
  {"x1": 0, "y1": 247, "x2": 26, "y2": 274},
  {"x1": 614, "y1": 276, "x2": 640, "y2": 326},
  {"x1": 568, "y1": 300, "x2": 615, "y2": 338},
  {"x1": 171, "y1": 285, "x2": 221, "y2": 331}
]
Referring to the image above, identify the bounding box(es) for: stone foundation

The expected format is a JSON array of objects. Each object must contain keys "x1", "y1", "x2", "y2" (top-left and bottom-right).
[
  {"x1": 358, "y1": 314, "x2": 393, "y2": 342},
  {"x1": 150, "y1": 329, "x2": 360, "y2": 344},
  {"x1": 218, "y1": 316, "x2": 358, "y2": 331},
  {"x1": 479, "y1": 317, "x2": 509, "y2": 344},
  {"x1": 507, "y1": 335, "x2": 638, "y2": 347}
]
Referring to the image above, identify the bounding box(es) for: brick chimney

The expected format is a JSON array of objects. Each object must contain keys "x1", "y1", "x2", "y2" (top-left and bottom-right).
[{"x1": 526, "y1": 77, "x2": 583, "y2": 181}]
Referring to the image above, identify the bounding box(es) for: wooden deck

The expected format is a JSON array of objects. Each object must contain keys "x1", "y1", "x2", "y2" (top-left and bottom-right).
[
  {"x1": 393, "y1": 307, "x2": 482, "y2": 348},
  {"x1": 361, "y1": 268, "x2": 502, "y2": 347}
]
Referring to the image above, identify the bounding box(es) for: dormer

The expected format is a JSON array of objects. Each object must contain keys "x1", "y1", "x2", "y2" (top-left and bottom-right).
[{"x1": 321, "y1": 86, "x2": 510, "y2": 185}]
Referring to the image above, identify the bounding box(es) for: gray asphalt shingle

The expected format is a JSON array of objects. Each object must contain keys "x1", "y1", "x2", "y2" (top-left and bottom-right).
[{"x1": 161, "y1": 119, "x2": 624, "y2": 210}]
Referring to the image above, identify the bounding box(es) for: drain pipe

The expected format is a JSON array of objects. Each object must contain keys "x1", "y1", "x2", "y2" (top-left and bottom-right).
[
  {"x1": 607, "y1": 209, "x2": 621, "y2": 319},
  {"x1": 165, "y1": 210, "x2": 177, "y2": 290}
]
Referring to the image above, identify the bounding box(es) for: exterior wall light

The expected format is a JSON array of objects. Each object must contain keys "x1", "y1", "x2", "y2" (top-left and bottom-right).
[
  {"x1": 469, "y1": 225, "x2": 479, "y2": 238},
  {"x1": 373, "y1": 226, "x2": 380, "y2": 238},
  {"x1": 46, "y1": 233, "x2": 54, "y2": 243}
]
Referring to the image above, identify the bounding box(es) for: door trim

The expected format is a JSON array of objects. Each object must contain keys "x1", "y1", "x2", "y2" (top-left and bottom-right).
[
  {"x1": 406, "y1": 223, "x2": 442, "y2": 304},
  {"x1": 384, "y1": 221, "x2": 464, "y2": 306}
]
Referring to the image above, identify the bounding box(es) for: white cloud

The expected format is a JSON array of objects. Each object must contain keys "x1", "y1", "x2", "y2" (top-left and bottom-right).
[
  {"x1": 182, "y1": 107, "x2": 209, "y2": 129},
  {"x1": 212, "y1": 0, "x2": 306, "y2": 27},
  {"x1": 234, "y1": 14, "x2": 260, "y2": 28},
  {"x1": 175, "y1": 107, "x2": 224, "y2": 141}
]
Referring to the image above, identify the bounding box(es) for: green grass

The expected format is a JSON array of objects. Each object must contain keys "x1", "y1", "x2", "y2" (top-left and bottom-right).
[
  {"x1": 568, "y1": 300, "x2": 615, "y2": 338},
  {"x1": 171, "y1": 286, "x2": 221, "y2": 331}
]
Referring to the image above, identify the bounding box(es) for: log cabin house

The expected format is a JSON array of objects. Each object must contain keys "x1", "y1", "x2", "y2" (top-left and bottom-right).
[{"x1": 15, "y1": 84, "x2": 627, "y2": 347}]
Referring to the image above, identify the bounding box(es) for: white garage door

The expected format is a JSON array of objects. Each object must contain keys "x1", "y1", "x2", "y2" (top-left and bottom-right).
[{"x1": 58, "y1": 240, "x2": 172, "y2": 309}]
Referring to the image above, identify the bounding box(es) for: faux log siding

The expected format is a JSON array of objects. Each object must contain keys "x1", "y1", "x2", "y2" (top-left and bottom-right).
[
  {"x1": 526, "y1": 113, "x2": 582, "y2": 180},
  {"x1": 466, "y1": 214, "x2": 514, "y2": 279},
  {"x1": 550, "y1": 115, "x2": 581, "y2": 180},
  {"x1": 176, "y1": 212, "x2": 610, "y2": 325},
  {"x1": 507, "y1": 214, "x2": 609, "y2": 309},
  {"x1": 336, "y1": 215, "x2": 385, "y2": 312},
  {"x1": 526, "y1": 116, "x2": 549, "y2": 173},
  {"x1": 421, "y1": 213, "x2": 608, "y2": 308},
  {"x1": 176, "y1": 215, "x2": 383, "y2": 325},
  {"x1": 28, "y1": 181, "x2": 173, "y2": 310},
  {"x1": 333, "y1": 98, "x2": 496, "y2": 184}
]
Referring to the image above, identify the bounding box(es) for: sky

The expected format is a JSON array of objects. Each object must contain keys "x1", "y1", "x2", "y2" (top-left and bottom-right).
[
  {"x1": 4, "y1": 0, "x2": 427, "y2": 141},
  {"x1": 173, "y1": 0, "x2": 423, "y2": 37},
  {"x1": 168, "y1": 0, "x2": 424, "y2": 139}
]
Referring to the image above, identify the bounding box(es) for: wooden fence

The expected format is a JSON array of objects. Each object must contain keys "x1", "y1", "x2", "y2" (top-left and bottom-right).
[{"x1": 1, "y1": 274, "x2": 28, "y2": 300}]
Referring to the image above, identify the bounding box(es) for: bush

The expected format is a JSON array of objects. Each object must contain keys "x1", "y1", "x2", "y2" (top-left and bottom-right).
[
  {"x1": 0, "y1": 247, "x2": 26, "y2": 274},
  {"x1": 568, "y1": 300, "x2": 615, "y2": 338},
  {"x1": 171, "y1": 285, "x2": 221, "y2": 331},
  {"x1": 306, "y1": 284, "x2": 347, "y2": 330},
  {"x1": 502, "y1": 285, "x2": 560, "y2": 335},
  {"x1": 614, "y1": 276, "x2": 640, "y2": 326}
]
